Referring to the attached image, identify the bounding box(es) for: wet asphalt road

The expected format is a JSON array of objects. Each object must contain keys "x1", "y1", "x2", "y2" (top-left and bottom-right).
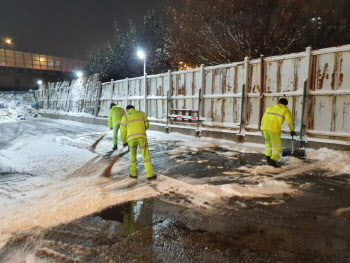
[{"x1": 0, "y1": 119, "x2": 350, "y2": 263}]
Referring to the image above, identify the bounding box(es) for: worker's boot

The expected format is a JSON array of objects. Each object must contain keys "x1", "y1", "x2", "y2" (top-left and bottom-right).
[
  {"x1": 113, "y1": 145, "x2": 118, "y2": 151},
  {"x1": 147, "y1": 175, "x2": 157, "y2": 181},
  {"x1": 269, "y1": 159, "x2": 279, "y2": 168},
  {"x1": 265, "y1": 156, "x2": 271, "y2": 163}
]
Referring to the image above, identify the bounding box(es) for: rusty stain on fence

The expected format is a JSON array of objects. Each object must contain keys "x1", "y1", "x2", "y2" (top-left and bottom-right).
[
  {"x1": 339, "y1": 57, "x2": 343, "y2": 87},
  {"x1": 318, "y1": 63, "x2": 328, "y2": 90},
  {"x1": 276, "y1": 60, "x2": 282, "y2": 93}
]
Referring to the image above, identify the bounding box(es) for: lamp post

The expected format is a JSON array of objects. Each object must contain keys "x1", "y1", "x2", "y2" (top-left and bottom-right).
[
  {"x1": 137, "y1": 49, "x2": 147, "y2": 114},
  {"x1": 137, "y1": 50, "x2": 146, "y2": 75}
]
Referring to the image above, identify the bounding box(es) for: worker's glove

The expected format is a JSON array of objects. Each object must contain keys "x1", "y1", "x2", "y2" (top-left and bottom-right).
[
  {"x1": 110, "y1": 127, "x2": 113, "y2": 130},
  {"x1": 290, "y1": 131, "x2": 296, "y2": 137},
  {"x1": 123, "y1": 143, "x2": 128, "y2": 147}
]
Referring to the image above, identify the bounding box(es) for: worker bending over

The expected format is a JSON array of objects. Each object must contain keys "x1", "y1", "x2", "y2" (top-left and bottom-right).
[
  {"x1": 120, "y1": 105, "x2": 156, "y2": 180},
  {"x1": 260, "y1": 98, "x2": 296, "y2": 167}
]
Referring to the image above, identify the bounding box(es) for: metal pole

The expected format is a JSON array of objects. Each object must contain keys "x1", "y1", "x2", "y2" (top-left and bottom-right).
[
  {"x1": 195, "y1": 88, "x2": 202, "y2": 137},
  {"x1": 166, "y1": 70, "x2": 172, "y2": 133},
  {"x1": 109, "y1": 79, "x2": 114, "y2": 107},
  {"x1": 144, "y1": 57, "x2": 146, "y2": 75},
  {"x1": 144, "y1": 73, "x2": 148, "y2": 115},
  {"x1": 200, "y1": 64, "x2": 205, "y2": 117},
  {"x1": 258, "y1": 55, "x2": 264, "y2": 130},
  {"x1": 300, "y1": 46, "x2": 312, "y2": 147},
  {"x1": 125, "y1": 78, "x2": 129, "y2": 108}
]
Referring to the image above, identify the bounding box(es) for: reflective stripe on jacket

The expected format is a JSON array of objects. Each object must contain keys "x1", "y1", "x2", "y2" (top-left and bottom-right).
[
  {"x1": 260, "y1": 104, "x2": 295, "y2": 134},
  {"x1": 120, "y1": 108, "x2": 149, "y2": 143},
  {"x1": 108, "y1": 106, "x2": 126, "y2": 128}
]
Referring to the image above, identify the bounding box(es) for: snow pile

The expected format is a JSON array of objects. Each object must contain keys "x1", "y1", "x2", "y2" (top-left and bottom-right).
[
  {"x1": 39, "y1": 74, "x2": 100, "y2": 116},
  {"x1": 308, "y1": 147, "x2": 350, "y2": 174},
  {"x1": 0, "y1": 92, "x2": 39, "y2": 123}
]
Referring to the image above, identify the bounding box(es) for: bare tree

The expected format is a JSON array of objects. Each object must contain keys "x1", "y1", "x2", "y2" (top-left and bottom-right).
[{"x1": 168, "y1": 0, "x2": 350, "y2": 66}]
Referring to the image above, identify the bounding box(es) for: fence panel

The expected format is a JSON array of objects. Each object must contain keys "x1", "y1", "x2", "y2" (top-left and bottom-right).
[
  {"x1": 112, "y1": 80, "x2": 127, "y2": 109},
  {"x1": 309, "y1": 50, "x2": 350, "y2": 138},
  {"x1": 147, "y1": 74, "x2": 168, "y2": 121},
  {"x1": 128, "y1": 77, "x2": 144, "y2": 113},
  {"x1": 203, "y1": 64, "x2": 244, "y2": 128}
]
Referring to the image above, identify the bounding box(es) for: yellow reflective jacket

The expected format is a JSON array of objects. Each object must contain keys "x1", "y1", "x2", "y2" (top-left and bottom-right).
[
  {"x1": 260, "y1": 104, "x2": 295, "y2": 134},
  {"x1": 120, "y1": 108, "x2": 149, "y2": 143},
  {"x1": 108, "y1": 105, "x2": 126, "y2": 128}
]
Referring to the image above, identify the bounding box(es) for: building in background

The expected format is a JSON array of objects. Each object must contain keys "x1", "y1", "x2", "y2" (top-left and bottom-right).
[{"x1": 0, "y1": 49, "x2": 86, "y2": 91}]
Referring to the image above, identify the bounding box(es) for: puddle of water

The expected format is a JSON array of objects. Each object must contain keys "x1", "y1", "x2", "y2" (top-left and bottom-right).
[{"x1": 94, "y1": 200, "x2": 150, "y2": 227}]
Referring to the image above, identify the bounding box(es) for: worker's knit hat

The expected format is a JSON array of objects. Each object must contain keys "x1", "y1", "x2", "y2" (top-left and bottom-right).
[{"x1": 278, "y1": 98, "x2": 288, "y2": 105}]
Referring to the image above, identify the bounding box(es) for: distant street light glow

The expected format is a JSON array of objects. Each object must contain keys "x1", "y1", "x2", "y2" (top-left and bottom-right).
[
  {"x1": 76, "y1": 71, "x2": 83, "y2": 78},
  {"x1": 5, "y1": 39, "x2": 12, "y2": 44},
  {"x1": 37, "y1": 80, "x2": 43, "y2": 85},
  {"x1": 137, "y1": 50, "x2": 145, "y2": 59}
]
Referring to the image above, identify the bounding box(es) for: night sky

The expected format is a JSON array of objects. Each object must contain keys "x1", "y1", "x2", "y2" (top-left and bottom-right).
[{"x1": 0, "y1": 0, "x2": 173, "y2": 59}]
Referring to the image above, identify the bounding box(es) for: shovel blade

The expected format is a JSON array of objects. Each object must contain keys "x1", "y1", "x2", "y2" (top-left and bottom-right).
[
  {"x1": 292, "y1": 149, "x2": 306, "y2": 157},
  {"x1": 282, "y1": 148, "x2": 306, "y2": 157}
]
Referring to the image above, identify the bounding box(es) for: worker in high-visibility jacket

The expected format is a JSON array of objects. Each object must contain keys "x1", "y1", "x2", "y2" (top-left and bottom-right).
[
  {"x1": 120, "y1": 105, "x2": 156, "y2": 180},
  {"x1": 260, "y1": 98, "x2": 296, "y2": 167},
  {"x1": 108, "y1": 103, "x2": 126, "y2": 150}
]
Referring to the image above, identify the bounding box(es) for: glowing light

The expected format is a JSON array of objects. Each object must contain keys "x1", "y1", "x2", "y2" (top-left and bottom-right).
[
  {"x1": 37, "y1": 80, "x2": 43, "y2": 85},
  {"x1": 137, "y1": 50, "x2": 145, "y2": 59},
  {"x1": 76, "y1": 71, "x2": 83, "y2": 78},
  {"x1": 5, "y1": 39, "x2": 12, "y2": 44}
]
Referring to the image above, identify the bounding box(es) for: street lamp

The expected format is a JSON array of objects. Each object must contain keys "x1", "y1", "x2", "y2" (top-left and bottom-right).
[
  {"x1": 137, "y1": 50, "x2": 146, "y2": 75},
  {"x1": 1, "y1": 37, "x2": 13, "y2": 49},
  {"x1": 76, "y1": 71, "x2": 83, "y2": 78},
  {"x1": 37, "y1": 80, "x2": 43, "y2": 85}
]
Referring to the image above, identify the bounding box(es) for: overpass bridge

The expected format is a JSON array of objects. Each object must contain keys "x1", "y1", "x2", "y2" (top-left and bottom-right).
[{"x1": 0, "y1": 48, "x2": 86, "y2": 91}]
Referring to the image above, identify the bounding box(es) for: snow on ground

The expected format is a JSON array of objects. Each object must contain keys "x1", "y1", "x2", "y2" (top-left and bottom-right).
[
  {"x1": 1, "y1": 120, "x2": 349, "y2": 251},
  {"x1": 308, "y1": 147, "x2": 350, "y2": 174},
  {"x1": 39, "y1": 108, "x2": 98, "y2": 119},
  {"x1": 0, "y1": 92, "x2": 39, "y2": 123},
  {"x1": 151, "y1": 130, "x2": 265, "y2": 154}
]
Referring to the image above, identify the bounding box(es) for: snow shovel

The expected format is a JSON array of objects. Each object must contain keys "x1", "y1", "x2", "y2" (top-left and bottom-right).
[
  {"x1": 282, "y1": 136, "x2": 306, "y2": 157},
  {"x1": 101, "y1": 145, "x2": 128, "y2": 177}
]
